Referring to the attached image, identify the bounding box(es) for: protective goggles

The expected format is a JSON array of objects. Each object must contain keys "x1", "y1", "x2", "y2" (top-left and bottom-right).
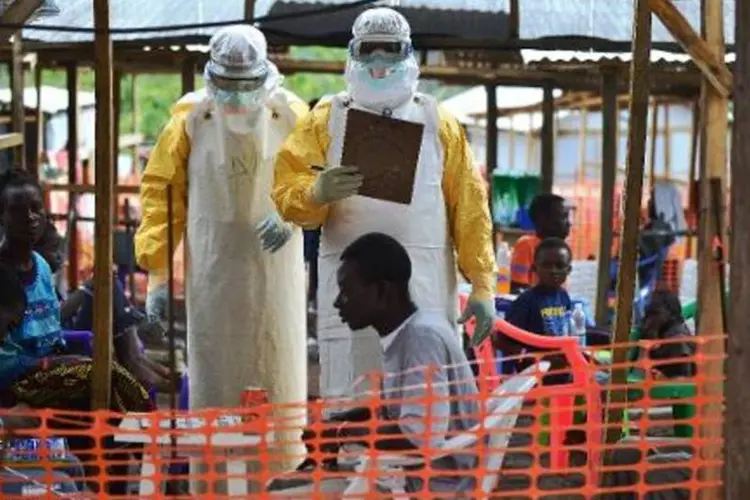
[
  {"x1": 348, "y1": 36, "x2": 412, "y2": 64},
  {"x1": 205, "y1": 60, "x2": 269, "y2": 93}
]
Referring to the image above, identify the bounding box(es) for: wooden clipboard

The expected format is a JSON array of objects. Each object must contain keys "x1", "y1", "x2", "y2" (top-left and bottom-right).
[{"x1": 341, "y1": 108, "x2": 424, "y2": 205}]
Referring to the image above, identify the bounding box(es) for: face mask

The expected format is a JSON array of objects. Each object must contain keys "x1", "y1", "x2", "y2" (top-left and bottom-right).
[
  {"x1": 345, "y1": 55, "x2": 419, "y2": 111},
  {"x1": 213, "y1": 90, "x2": 265, "y2": 134}
]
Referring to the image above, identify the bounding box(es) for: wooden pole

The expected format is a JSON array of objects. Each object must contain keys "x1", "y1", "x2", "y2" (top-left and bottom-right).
[
  {"x1": 33, "y1": 63, "x2": 43, "y2": 179},
  {"x1": 130, "y1": 74, "x2": 138, "y2": 175},
  {"x1": 91, "y1": 0, "x2": 115, "y2": 410},
  {"x1": 540, "y1": 82, "x2": 555, "y2": 193},
  {"x1": 687, "y1": 98, "x2": 700, "y2": 259},
  {"x1": 244, "y1": 0, "x2": 256, "y2": 22},
  {"x1": 605, "y1": 0, "x2": 651, "y2": 445},
  {"x1": 113, "y1": 71, "x2": 121, "y2": 177},
  {"x1": 486, "y1": 83, "x2": 498, "y2": 245},
  {"x1": 664, "y1": 105, "x2": 671, "y2": 179},
  {"x1": 10, "y1": 35, "x2": 24, "y2": 170},
  {"x1": 697, "y1": 0, "x2": 728, "y2": 493},
  {"x1": 726, "y1": 0, "x2": 750, "y2": 494},
  {"x1": 577, "y1": 107, "x2": 588, "y2": 255},
  {"x1": 66, "y1": 63, "x2": 79, "y2": 290},
  {"x1": 181, "y1": 57, "x2": 195, "y2": 94},
  {"x1": 595, "y1": 69, "x2": 618, "y2": 327},
  {"x1": 647, "y1": 0, "x2": 732, "y2": 98},
  {"x1": 649, "y1": 100, "x2": 659, "y2": 191}
]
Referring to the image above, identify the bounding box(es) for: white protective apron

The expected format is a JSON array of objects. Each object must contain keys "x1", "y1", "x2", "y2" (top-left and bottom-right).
[
  {"x1": 184, "y1": 98, "x2": 307, "y2": 472},
  {"x1": 317, "y1": 92, "x2": 459, "y2": 399}
]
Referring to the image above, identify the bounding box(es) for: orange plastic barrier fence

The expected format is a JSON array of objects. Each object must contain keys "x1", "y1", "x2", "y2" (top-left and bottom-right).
[{"x1": 0, "y1": 335, "x2": 724, "y2": 499}]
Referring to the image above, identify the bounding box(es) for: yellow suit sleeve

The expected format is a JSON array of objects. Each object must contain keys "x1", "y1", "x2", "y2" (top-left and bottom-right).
[
  {"x1": 439, "y1": 105, "x2": 496, "y2": 301},
  {"x1": 272, "y1": 100, "x2": 332, "y2": 229},
  {"x1": 135, "y1": 101, "x2": 193, "y2": 283}
]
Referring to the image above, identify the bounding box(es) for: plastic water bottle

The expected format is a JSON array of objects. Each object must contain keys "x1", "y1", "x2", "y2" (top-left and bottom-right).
[
  {"x1": 495, "y1": 242, "x2": 511, "y2": 295},
  {"x1": 571, "y1": 303, "x2": 587, "y2": 347}
]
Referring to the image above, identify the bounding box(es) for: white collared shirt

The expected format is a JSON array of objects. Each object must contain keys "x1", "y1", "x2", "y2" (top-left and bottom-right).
[{"x1": 379, "y1": 312, "x2": 417, "y2": 352}]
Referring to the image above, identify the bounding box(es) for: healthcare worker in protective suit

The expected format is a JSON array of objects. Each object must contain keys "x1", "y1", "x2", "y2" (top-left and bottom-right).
[
  {"x1": 272, "y1": 7, "x2": 496, "y2": 399},
  {"x1": 135, "y1": 25, "x2": 308, "y2": 472}
]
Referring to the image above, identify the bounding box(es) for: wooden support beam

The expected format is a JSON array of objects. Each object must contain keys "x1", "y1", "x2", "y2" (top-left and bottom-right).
[
  {"x1": 696, "y1": 0, "x2": 728, "y2": 494},
  {"x1": 0, "y1": 0, "x2": 42, "y2": 40},
  {"x1": 648, "y1": 100, "x2": 659, "y2": 191},
  {"x1": 46, "y1": 183, "x2": 138, "y2": 195},
  {"x1": 540, "y1": 82, "x2": 555, "y2": 193},
  {"x1": 10, "y1": 35, "x2": 24, "y2": 170},
  {"x1": 648, "y1": 0, "x2": 732, "y2": 97},
  {"x1": 181, "y1": 57, "x2": 195, "y2": 94},
  {"x1": 33, "y1": 63, "x2": 42, "y2": 178},
  {"x1": 91, "y1": 0, "x2": 114, "y2": 410},
  {"x1": 0, "y1": 132, "x2": 23, "y2": 150},
  {"x1": 605, "y1": 0, "x2": 652, "y2": 445},
  {"x1": 686, "y1": 97, "x2": 700, "y2": 259},
  {"x1": 244, "y1": 0, "x2": 256, "y2": 22},
  {"x1": 66, "y1": 63, "x2": 79, "y2": 290},
  {"x1": 726, "y1": 0, "x2": 750, "y2": 495},
  {"x1": 486, "y1": 83, "x2": 498, "y2": 241},
  {"x1": 595, "y1": 69, "x2": 619, "y2": 327}
]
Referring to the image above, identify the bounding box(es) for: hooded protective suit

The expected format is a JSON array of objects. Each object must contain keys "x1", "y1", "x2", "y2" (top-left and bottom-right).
[
  {"x1": 272, "y1": 8, "x2": 496, "y2": 399},
  {"x1": 135, "y1": 25, "x2": 308, "y2": 472}
]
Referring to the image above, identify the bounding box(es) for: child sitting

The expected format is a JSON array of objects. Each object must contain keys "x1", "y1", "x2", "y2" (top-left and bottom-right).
[
  {"x1": 510, "y1": 194, "x2": 571, "y2": 293},
  {"x1": 494, "y1": 237, "x2": 574, "y2": 383},
  {"x1": 638, "y1": 290, "x2": 695, "y2": 379}
]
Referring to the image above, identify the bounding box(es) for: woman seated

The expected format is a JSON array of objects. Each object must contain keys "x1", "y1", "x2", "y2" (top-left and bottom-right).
[
  {"x1": 0, "y1": 169, "x2": 152, "y2": 494},
  {"x1": 34, "y1": 219, "x2": 172, "y2": 391}
]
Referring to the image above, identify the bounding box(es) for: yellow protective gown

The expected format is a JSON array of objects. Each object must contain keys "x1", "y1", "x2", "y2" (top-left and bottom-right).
[
  {"x1": 135, "y1": 88, "x2": 309, "y2": 471},
  {"x1": 273, "y1": 92, "x2": 495, "y2": 398}
]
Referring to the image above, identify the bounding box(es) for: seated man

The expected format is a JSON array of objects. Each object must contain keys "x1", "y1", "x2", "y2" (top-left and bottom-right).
[{"x1": 298, "y1": 233, "x2": 480, "y2": 495}]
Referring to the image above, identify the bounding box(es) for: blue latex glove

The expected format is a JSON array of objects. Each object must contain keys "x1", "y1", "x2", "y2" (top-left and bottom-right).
[
  {"x1": 256, "y1": 212, "x2": 293, "y2": 253},
  {"x1": 458, "y1": 295, "x2": 496, "y2": 347}
]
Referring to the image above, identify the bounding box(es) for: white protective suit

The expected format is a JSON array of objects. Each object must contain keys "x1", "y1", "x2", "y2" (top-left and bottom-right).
[
  {"x1": 273, "y1": 8, "x2": 496, "y2": 399},
  {"x1": 135, "y1": 26, "x2": 308, "y2": 472}
]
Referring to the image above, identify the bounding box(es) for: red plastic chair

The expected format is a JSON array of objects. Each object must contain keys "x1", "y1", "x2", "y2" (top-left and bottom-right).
[{"x1": 459, "y1": 296, "x2": 602, "y2": 475}]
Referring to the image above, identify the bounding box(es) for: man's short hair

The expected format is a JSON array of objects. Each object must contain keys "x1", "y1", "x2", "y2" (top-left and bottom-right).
[
  {"x1": 528, "y1": 193, "x2": 566, "y2": 224},
  {"x1": 340, "y1": 232, "x2": 411, "y2": 292},
  {"x1": 533, "y1": 237, "x2": 572, "y2": 262}
]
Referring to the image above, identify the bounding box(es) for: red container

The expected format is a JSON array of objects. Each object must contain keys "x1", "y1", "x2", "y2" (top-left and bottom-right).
[{"x1": 241, "y1": 386, "x2": 268, "y2": 421}]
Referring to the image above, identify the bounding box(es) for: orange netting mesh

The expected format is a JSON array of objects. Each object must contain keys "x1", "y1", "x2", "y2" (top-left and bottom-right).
[{"x1": 0, "y1": 335, "x2": 724, "y2": 499}]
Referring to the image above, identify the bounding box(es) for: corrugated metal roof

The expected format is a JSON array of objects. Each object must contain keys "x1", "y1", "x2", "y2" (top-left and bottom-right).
[
  {"x1": 265, "y1": 0, "x2": 509, "y2": 13},
  {"x1": 19, "y1": 0, "x2": 736, "y2": 49},
  {"x1": 521, "y1": 49, "x2": 737, "y2": 66},
  {"x1": 261, "y1": 0, "x2": 511, "y2": 46},
  {"x1": 22, "y1": 0, "x2": 278, "y2": 44},
  {"x1": 518, "y1": 0, "x2": 735, "y2": 46}
]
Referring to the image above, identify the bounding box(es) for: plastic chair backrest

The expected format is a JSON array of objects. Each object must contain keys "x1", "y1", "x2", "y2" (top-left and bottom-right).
[
  {"x1": 477, "y1": 362, "x2": 549, "y2": 496},
  {"x1": 493, "y1": 318, "x2": 601, "y2": 472}
]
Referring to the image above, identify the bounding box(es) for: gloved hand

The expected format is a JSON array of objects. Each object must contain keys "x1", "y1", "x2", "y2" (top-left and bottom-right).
[
  {"x1": 256, "y1": 212, "x2": 293, "y2": 253},
  {"x1": 458, "y1": 294, "x2": 496, "y2": 347},
  {"x1": 145, "y1": 280, "x2": 169, "y2": 323},
  {"x1": 312, "y1": 165, "x2": 363, "y2": 204}
]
